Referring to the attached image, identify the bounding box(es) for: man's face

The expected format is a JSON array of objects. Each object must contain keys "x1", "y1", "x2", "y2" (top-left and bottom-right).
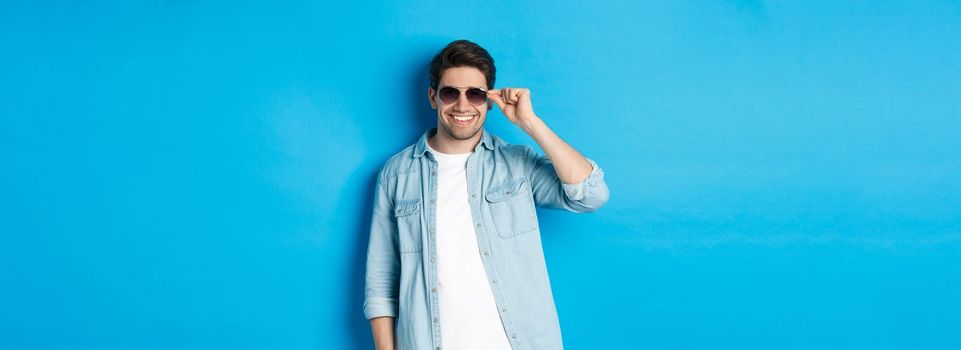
[{"x1": 428, "y1": 66, "x2": 489, "y2": 141}]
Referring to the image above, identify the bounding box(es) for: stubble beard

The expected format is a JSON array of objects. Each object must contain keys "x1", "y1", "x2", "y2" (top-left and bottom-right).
[{"x1": 440, "y1": 116, "x2": 483, "y2": 141}]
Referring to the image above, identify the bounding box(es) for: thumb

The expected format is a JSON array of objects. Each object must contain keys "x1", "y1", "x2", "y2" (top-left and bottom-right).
[{"x1": 488, "y1": 91, "x2": 506, "y2": 110}]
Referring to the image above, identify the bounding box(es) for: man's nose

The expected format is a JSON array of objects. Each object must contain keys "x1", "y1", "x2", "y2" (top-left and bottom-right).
[{"x1": 455, "y1": 93, "x2": 472, "y2": 110}]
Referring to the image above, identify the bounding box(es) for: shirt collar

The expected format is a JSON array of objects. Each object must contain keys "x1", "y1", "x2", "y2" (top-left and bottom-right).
[{"x1": 413, "y1": 127, "x2": 494, "y2": 158}]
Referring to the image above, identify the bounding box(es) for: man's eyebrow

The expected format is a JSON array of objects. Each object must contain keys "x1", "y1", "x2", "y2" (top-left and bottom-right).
[{"x1": 439, "y1": 84, "x2": 486, "y2": 89}]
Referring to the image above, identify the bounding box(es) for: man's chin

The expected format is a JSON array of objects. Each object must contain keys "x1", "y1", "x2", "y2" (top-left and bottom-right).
[
  {"x1": 442, "y1": 123, "x2": 482, "y2": 141},
  {"x1": 456, "y1": 127, "x2": 482, "y2": 140}
]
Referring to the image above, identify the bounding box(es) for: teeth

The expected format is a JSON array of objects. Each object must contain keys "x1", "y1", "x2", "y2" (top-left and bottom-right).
[{"x1": 452, "y1": 115, "x2": 475, "y2": 121}]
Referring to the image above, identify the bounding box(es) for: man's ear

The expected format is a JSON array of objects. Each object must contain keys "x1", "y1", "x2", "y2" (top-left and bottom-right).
[{"x1": 427, "y1": 87, "x2": 437, "y2": 109}]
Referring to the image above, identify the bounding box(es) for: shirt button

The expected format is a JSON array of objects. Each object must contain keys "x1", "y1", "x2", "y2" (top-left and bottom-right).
[
  {"x1": 433, "y1": 317, "x2": 438, "y2": 322},
  {"x1": 502, "y1": 308, "x2": 507, "y2": 312},
  {"x1": 512, "y1": 334, "x2": 516, "y2": 339},
  {"x1": 483, "y1": 251, "x2": 489, "y2": 256},
  {"x1": 476, "y1": 223, "x2": 482, "y2": 227},
  {"x1": 431, "y1": 171, "x2": 436, "y2": 176},
  {"x1": 436, "y1": 347, "x2": 441, "y2": 350},
  {"x1": 492, "y1": 280, "x2": 497, "y2": 284},
  {"x1": 431, "y1": 288, "x2": 436, "y2": 293}
]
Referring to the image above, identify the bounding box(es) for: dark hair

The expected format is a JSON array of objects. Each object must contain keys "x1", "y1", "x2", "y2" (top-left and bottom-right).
[{"x1": 429, "y1": 39, "x2": 496, "y2": 91}]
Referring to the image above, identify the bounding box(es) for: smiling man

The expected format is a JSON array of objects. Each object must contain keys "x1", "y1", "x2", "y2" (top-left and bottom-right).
[{"x1": 364, "y1": 39, "x2": 610, "y2": 350}]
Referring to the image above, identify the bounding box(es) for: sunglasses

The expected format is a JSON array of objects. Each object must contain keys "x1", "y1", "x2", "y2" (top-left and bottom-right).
[{"x1": 436, "y1": 86, "x2": 488, "y2": 106}]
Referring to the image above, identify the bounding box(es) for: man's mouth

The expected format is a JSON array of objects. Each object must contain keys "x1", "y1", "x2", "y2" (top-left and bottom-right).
[{"x1": 449, "y1": 114, "x2": 477, "y2": 125}]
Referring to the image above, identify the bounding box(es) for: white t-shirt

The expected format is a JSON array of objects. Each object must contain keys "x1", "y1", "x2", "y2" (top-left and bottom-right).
[{"x1": 427, "y1": 141, "x2": 513, "y2": 350}]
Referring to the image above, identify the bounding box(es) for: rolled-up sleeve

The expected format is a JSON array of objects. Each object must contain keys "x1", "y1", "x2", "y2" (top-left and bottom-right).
[
  {"x1": 363, "y1": 169, "x2": 400, "y2": 320},
  {"x1": 526, "y1": 146, "x2": 610, "y2": 213}
]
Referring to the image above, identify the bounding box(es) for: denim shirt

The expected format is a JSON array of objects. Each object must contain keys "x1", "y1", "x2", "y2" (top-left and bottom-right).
[{"x1": 364, "y1": 127, "x2": 609, "y2": 350}]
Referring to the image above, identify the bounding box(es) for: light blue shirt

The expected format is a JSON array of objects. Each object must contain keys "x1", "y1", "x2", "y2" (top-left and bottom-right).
[{"x1": 364, "y1": 127, "x2": 610, "y2": 349}]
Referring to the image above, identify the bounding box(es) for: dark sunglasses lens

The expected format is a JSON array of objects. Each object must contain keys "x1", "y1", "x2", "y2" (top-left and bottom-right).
[
  {"x1": 438, "y1": 87, "x2": 459, "y2": 104},
  {"x1": 466, "y1": 88, "x2": 487, "y2": 105}
]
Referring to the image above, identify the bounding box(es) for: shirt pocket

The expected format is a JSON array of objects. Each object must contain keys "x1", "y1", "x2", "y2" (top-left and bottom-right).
[
  {"x1": 394, "y1": 198, "x2": 423, "y2": 253},
  {"x1": 485, "y1": 177, "x2": 538, "y2": 238}
]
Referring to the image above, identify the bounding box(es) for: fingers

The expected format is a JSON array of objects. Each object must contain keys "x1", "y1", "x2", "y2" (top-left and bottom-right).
[
  {"x1": 488, "y1": 87, "x2": 528, "y2": 104},
  {"x1": 487, "y1": 90, "x2": 504, "y2": 109},
  {"x1": 508, "y1": 88, "x2": 525, "y2": 104}
]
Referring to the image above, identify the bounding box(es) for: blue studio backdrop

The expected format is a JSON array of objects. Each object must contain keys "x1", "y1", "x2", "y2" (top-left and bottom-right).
[{"x1": 2, "y1": 1, "x2": 960, "y2": 349}]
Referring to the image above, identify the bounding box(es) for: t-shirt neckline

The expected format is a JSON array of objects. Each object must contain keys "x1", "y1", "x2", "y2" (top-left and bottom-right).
[{"x1": 426, "y1": 140, "x2": 473, "y2": 159}]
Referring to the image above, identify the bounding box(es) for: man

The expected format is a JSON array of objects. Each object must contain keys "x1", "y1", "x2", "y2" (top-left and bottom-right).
[{"x1": 364, "y1": 39, "x2": 609, "y2": 350}]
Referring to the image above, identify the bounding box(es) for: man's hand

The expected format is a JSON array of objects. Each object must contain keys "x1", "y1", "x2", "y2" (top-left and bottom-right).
[{"x1": 488, "y1": 87, "x2": 537, "y2": 126}]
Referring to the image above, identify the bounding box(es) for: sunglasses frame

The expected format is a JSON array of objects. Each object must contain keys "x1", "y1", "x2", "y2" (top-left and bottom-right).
[{"x1": 435, "y1": 85, "x2": 490, "y2": 107}]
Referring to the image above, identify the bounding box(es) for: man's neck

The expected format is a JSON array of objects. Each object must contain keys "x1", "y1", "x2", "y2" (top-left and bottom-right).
[{"x1": 428, "y1": 128, "x2": 482, "y2": 154}]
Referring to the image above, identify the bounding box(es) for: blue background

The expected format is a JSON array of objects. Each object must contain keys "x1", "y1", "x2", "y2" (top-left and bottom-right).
[{"x1": 2, "y1": 1, "x2": 960, "y2": 349}]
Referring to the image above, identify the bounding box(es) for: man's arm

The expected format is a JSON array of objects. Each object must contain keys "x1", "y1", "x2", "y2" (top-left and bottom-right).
[
  {"x1": 518, "y1": 115, "x2": 593, "y2": 184},
  {"x1": 489, "y1": 87, "x2": 594, "y2": 184},
  {"x1": 522, "y1": 118, "x2": 610, "y2": 213},
  {"x1": 364, "y1": 169, "x2": 401, "y2": 346},
  {"x1": 489, "y1": 87, "x2": 609, "y2": 212},
  {"x1": 370, "y1": 316, "x2": 395, "y2": 350}
]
